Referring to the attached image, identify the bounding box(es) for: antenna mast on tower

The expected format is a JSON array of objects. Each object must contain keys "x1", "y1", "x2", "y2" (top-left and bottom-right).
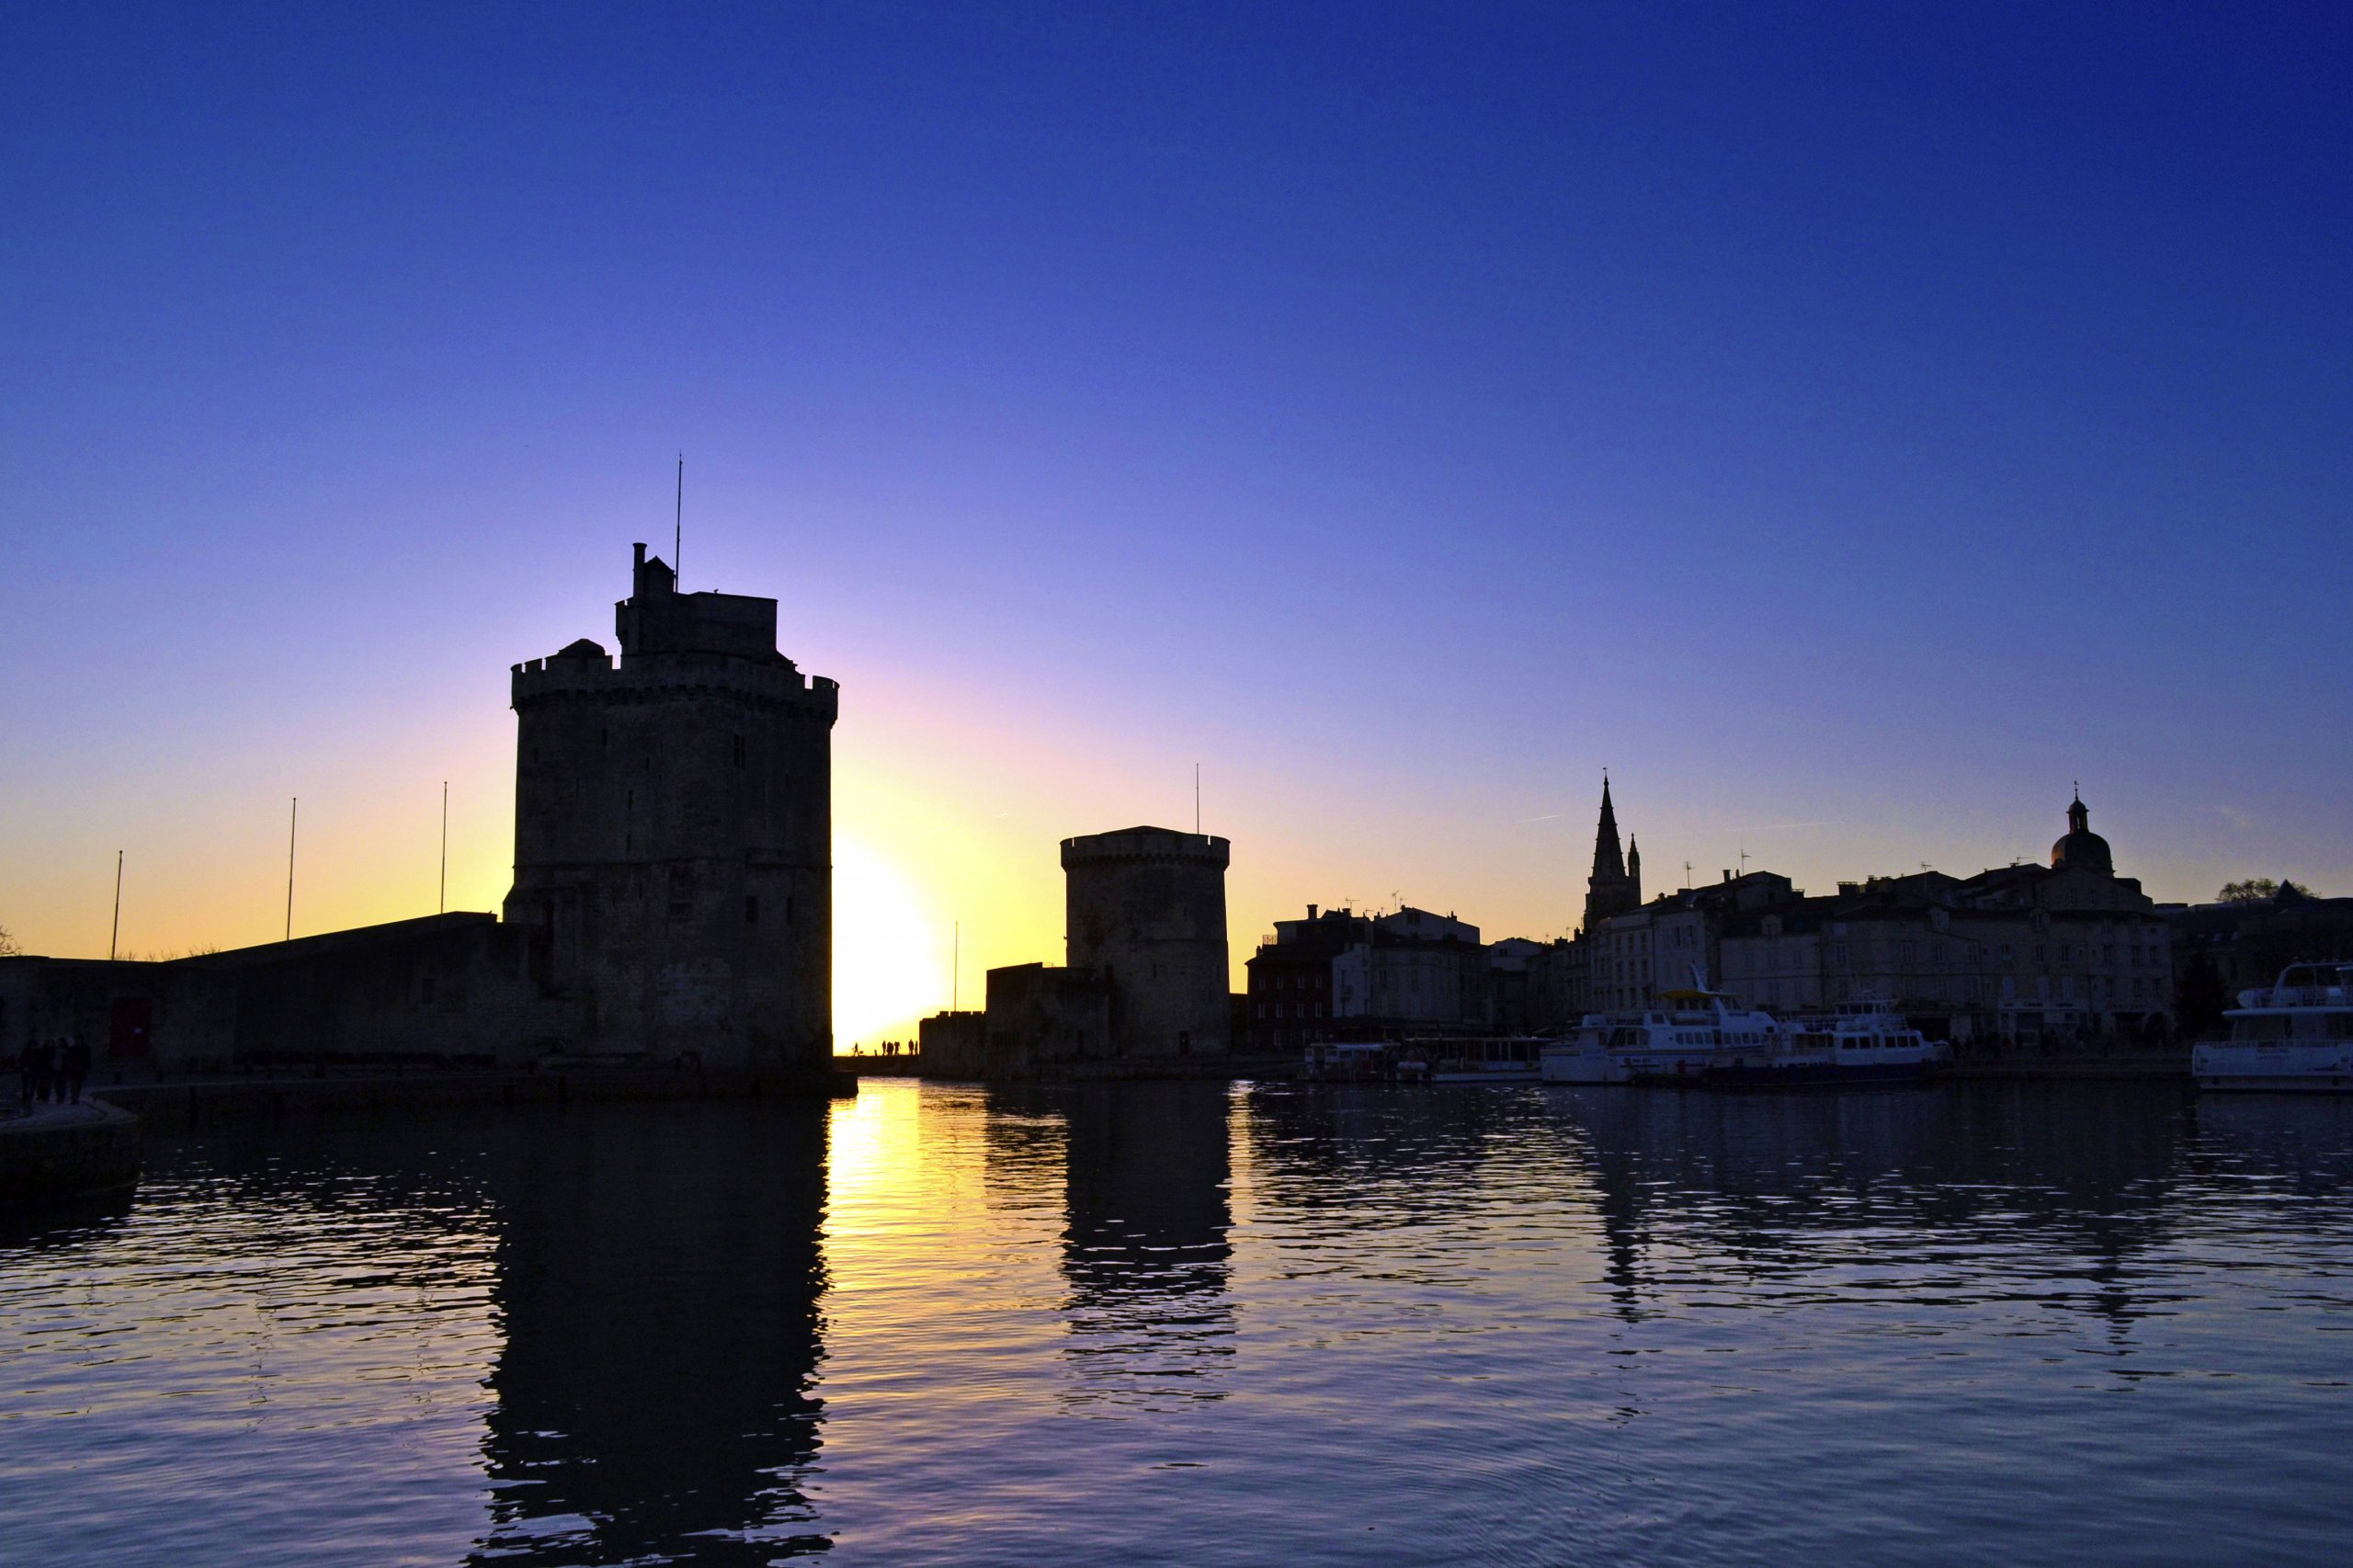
[{"x1": 674, "y1": 455, "x2": 683, "y2": 589}]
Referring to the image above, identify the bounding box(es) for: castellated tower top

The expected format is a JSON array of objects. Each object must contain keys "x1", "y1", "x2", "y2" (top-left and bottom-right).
[{"x1": 616, "y1": 540, "x2": 797, "y2": 665}]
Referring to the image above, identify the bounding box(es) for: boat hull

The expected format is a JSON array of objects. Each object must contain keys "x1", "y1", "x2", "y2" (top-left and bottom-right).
[
  {"x1": 2192, "y1": 1043, "x2": 2353, "y2": 1093},
  {"x1": 1429, "y1": 1067, "x2": 1543, "y2": 1085},
  {"x1": 1539, "y1": 1048, "x2": 1628, "y2": 1085},
  {"x1": 1703, "y1": 1061, "x2": 1933, "y2": 1089},
  {"x1": 2196, "y1": 1074, "x2": 2353, "y2": 1094}
]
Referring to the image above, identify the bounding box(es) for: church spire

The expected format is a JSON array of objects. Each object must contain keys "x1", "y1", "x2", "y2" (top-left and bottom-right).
[
  {"x1": 1591, "y1": 775, "x2": 1625, "y2": 880},
  {"x1": 1583, "y1": 775, "x2": 1638, "y2": 934}
]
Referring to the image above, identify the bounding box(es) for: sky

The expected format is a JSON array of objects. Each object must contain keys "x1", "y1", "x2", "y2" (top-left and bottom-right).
[{"x1": 2, "y1": 2, "x2": 2348, "y2": 1046}]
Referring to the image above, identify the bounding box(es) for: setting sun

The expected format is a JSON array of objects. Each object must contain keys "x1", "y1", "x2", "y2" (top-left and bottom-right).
[{"x1": 832, "y1": 834, "x2": 945, "y2": 1051}]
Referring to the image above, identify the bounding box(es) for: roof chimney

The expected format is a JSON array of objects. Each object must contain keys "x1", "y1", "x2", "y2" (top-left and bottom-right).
[{"x1": 1307, "y1": 903, "x2": 1319, "y2": 920}]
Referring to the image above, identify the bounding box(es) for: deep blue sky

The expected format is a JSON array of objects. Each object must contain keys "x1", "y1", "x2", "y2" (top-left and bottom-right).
[{"x1": 3, "y1": 4, "x2": 2348, "y2": 1020}]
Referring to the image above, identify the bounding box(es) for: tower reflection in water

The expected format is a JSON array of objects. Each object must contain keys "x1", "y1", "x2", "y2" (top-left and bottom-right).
[
  {"x1": 991, "y1": 1081, "x2": 1235, "y2": 1408},
  {"x1": 469, "y1": 1101, "x2": 832, "y2": 1566}
]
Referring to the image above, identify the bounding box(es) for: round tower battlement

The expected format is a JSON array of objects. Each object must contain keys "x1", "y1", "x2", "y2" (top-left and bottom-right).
[
  {"x1": 1061, "y1": 825, "x2": 1230, "y2": 1058},
  {"x1": 512, "y1": 655, "x2": 836, "y2": 720},
  {"x1": 1061, "y1": 828, "x2": 1231, "y2": 871}
]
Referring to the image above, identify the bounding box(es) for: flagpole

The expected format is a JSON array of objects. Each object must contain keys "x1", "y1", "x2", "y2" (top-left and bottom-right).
[{"x1": 285, "y1": 798, "x2": 298, "y2": 943}]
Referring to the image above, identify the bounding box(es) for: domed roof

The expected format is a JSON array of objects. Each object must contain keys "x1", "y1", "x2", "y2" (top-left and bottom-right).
[{"x1": 2051, "y1": 790, "x2": 2112, "y2": 873}]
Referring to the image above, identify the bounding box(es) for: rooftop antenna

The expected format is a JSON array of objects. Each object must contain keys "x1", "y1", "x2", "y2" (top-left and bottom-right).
[
  {"x1": 440, "y1": 781, "x2": 449, "y2": 915},
  {"x1": 1738, "y1": 846, "x2": 1749, "y2": 877},
  {"x1": 1684, "y1": 859, "x2": 1693, "y2": 892},
  {"x1": 952, "y1": 920, "x2": 961, "y2": 1012},
  {"x1": 109, "y1": 849, "x2": 123, "y2": 961},
  {"x1": 674, "y1": 454, "x2": 684, "y2": 589},
  {"x1": 1195, "y1": 763, "x2": 1201, "y2": 835},
  {"x1": 285, "y1": 797, "x2": 298, "y2": 943}
]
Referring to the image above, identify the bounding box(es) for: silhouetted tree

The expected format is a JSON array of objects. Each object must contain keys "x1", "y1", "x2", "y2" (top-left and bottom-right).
[
  {"x1": 0, "y1": 922, "x2": 18, "y2": 958},
  {"x1": 2220, "y1": 878, "x2": 2312, "y2": 903}
]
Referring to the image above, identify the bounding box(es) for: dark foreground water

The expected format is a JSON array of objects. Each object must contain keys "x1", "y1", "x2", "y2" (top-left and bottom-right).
[{"x1": 2, "y1": 1080, "x2": 2349, "y2": 1566}]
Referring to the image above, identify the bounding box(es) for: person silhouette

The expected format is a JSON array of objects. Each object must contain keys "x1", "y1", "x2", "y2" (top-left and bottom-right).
[{"x1": 64, "y1": 1034, "x2": 90, "y2": 1105}]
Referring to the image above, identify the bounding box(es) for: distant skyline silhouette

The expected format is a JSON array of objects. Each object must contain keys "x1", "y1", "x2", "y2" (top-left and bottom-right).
[{"x1": 3, "y1": 5, "x2": 2347, "y2": 1044}]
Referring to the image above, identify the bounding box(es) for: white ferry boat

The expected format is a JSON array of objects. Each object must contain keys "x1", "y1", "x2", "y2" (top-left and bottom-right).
[
  {"x1": 2192, "y1": 963, "x2": 2353, "y2": 1093},
  {"x1": 1537, "y1": 990, "x2": 1782, "y2": 1085},
  {"x1": 1703, "y1": 997, "x2": 1948, "y2": 1088}
]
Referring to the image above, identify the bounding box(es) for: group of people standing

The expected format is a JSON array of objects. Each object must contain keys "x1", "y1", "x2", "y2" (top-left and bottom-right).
[{"x1": 16, "y1": 1035, "x2": 90, "y2": 1108}]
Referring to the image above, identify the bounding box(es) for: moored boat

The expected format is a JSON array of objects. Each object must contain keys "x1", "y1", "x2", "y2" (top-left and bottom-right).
[
  {"x1": 1539, "y1": 1018, "x2": 1626, "y2": 1084},
  {"x1": 1702, "y1": 997, "x2": 1947, "y2": 1088},
  {"x1": 2192, "y1": 963, "x2": 2353, "y2": 1093},
  {"x1": 1425, "y1": 1037, "x2": 1546, "y2": 1084},
  {"x1": 1302, "y1": 1040, "x2": 1397, "y2": 1082},
  {"x1": 1605, "y1": 989, "x2": 1783, "y2": 1085}
]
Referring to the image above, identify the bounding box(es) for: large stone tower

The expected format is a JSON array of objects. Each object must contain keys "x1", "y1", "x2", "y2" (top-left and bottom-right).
[
  {"x1": 505, "y1": 546, "x2": 837, "y2": 1069},
  {"x1": 1062, "y1": 827, "x2": 1231, "y2": 1058}
]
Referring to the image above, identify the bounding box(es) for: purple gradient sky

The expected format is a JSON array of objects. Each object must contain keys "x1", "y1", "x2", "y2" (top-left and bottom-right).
[{"x1": 3, "y1": 4, "x2": 2347, "y2": 1038}]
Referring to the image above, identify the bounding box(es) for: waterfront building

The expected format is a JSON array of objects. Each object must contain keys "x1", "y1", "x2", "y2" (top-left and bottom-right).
[
  {"x1": 2169, "y1": 881, "x2": 2353, "y2": 1037},
  {"x1": 1714, "y1": 794, "x2": 2176, "y2": 1044},
  {"x1": 1242, "y1": 904, "x2": 1371, "y2": 1053},
  {"x1": 1484, "y1": 937, "x2": 1543, "y2": 1032},
  {"x1": 1243, "y1": 904, "x2": 1501, "y2": 1049},
  {"x1": 1332, "y1": 907, "x2": 1485, "y2": 1028}
]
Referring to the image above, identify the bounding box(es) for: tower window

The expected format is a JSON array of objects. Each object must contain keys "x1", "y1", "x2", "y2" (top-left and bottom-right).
[
  {"x1": 732, "y1": 733, "x2": 746, "y2": 769},
  {"x1": 745, "y1": 894, "x2": 759, "y2": 926}
]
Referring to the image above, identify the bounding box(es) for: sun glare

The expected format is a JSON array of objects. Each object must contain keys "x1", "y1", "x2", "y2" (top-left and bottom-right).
[{"x1": 833, "y1": 834, "x2": 946, "y2": 1051}]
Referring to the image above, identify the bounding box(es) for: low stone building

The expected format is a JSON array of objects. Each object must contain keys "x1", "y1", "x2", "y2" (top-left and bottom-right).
[
  {"x1": 982, "y1": 964, "x2": 1112, "y2": 1076},
  {"x1": 915, "y1": 1009, "x2": 986, "y2": 1077},
  {"x1": 0, "y1": 914, "x2": 566, "y2": 1075}
]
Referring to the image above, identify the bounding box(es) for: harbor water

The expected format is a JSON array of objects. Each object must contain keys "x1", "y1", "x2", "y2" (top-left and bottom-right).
[{"x1": 1, "y1": 1078, "x2": 2348, "y2": 1565}]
